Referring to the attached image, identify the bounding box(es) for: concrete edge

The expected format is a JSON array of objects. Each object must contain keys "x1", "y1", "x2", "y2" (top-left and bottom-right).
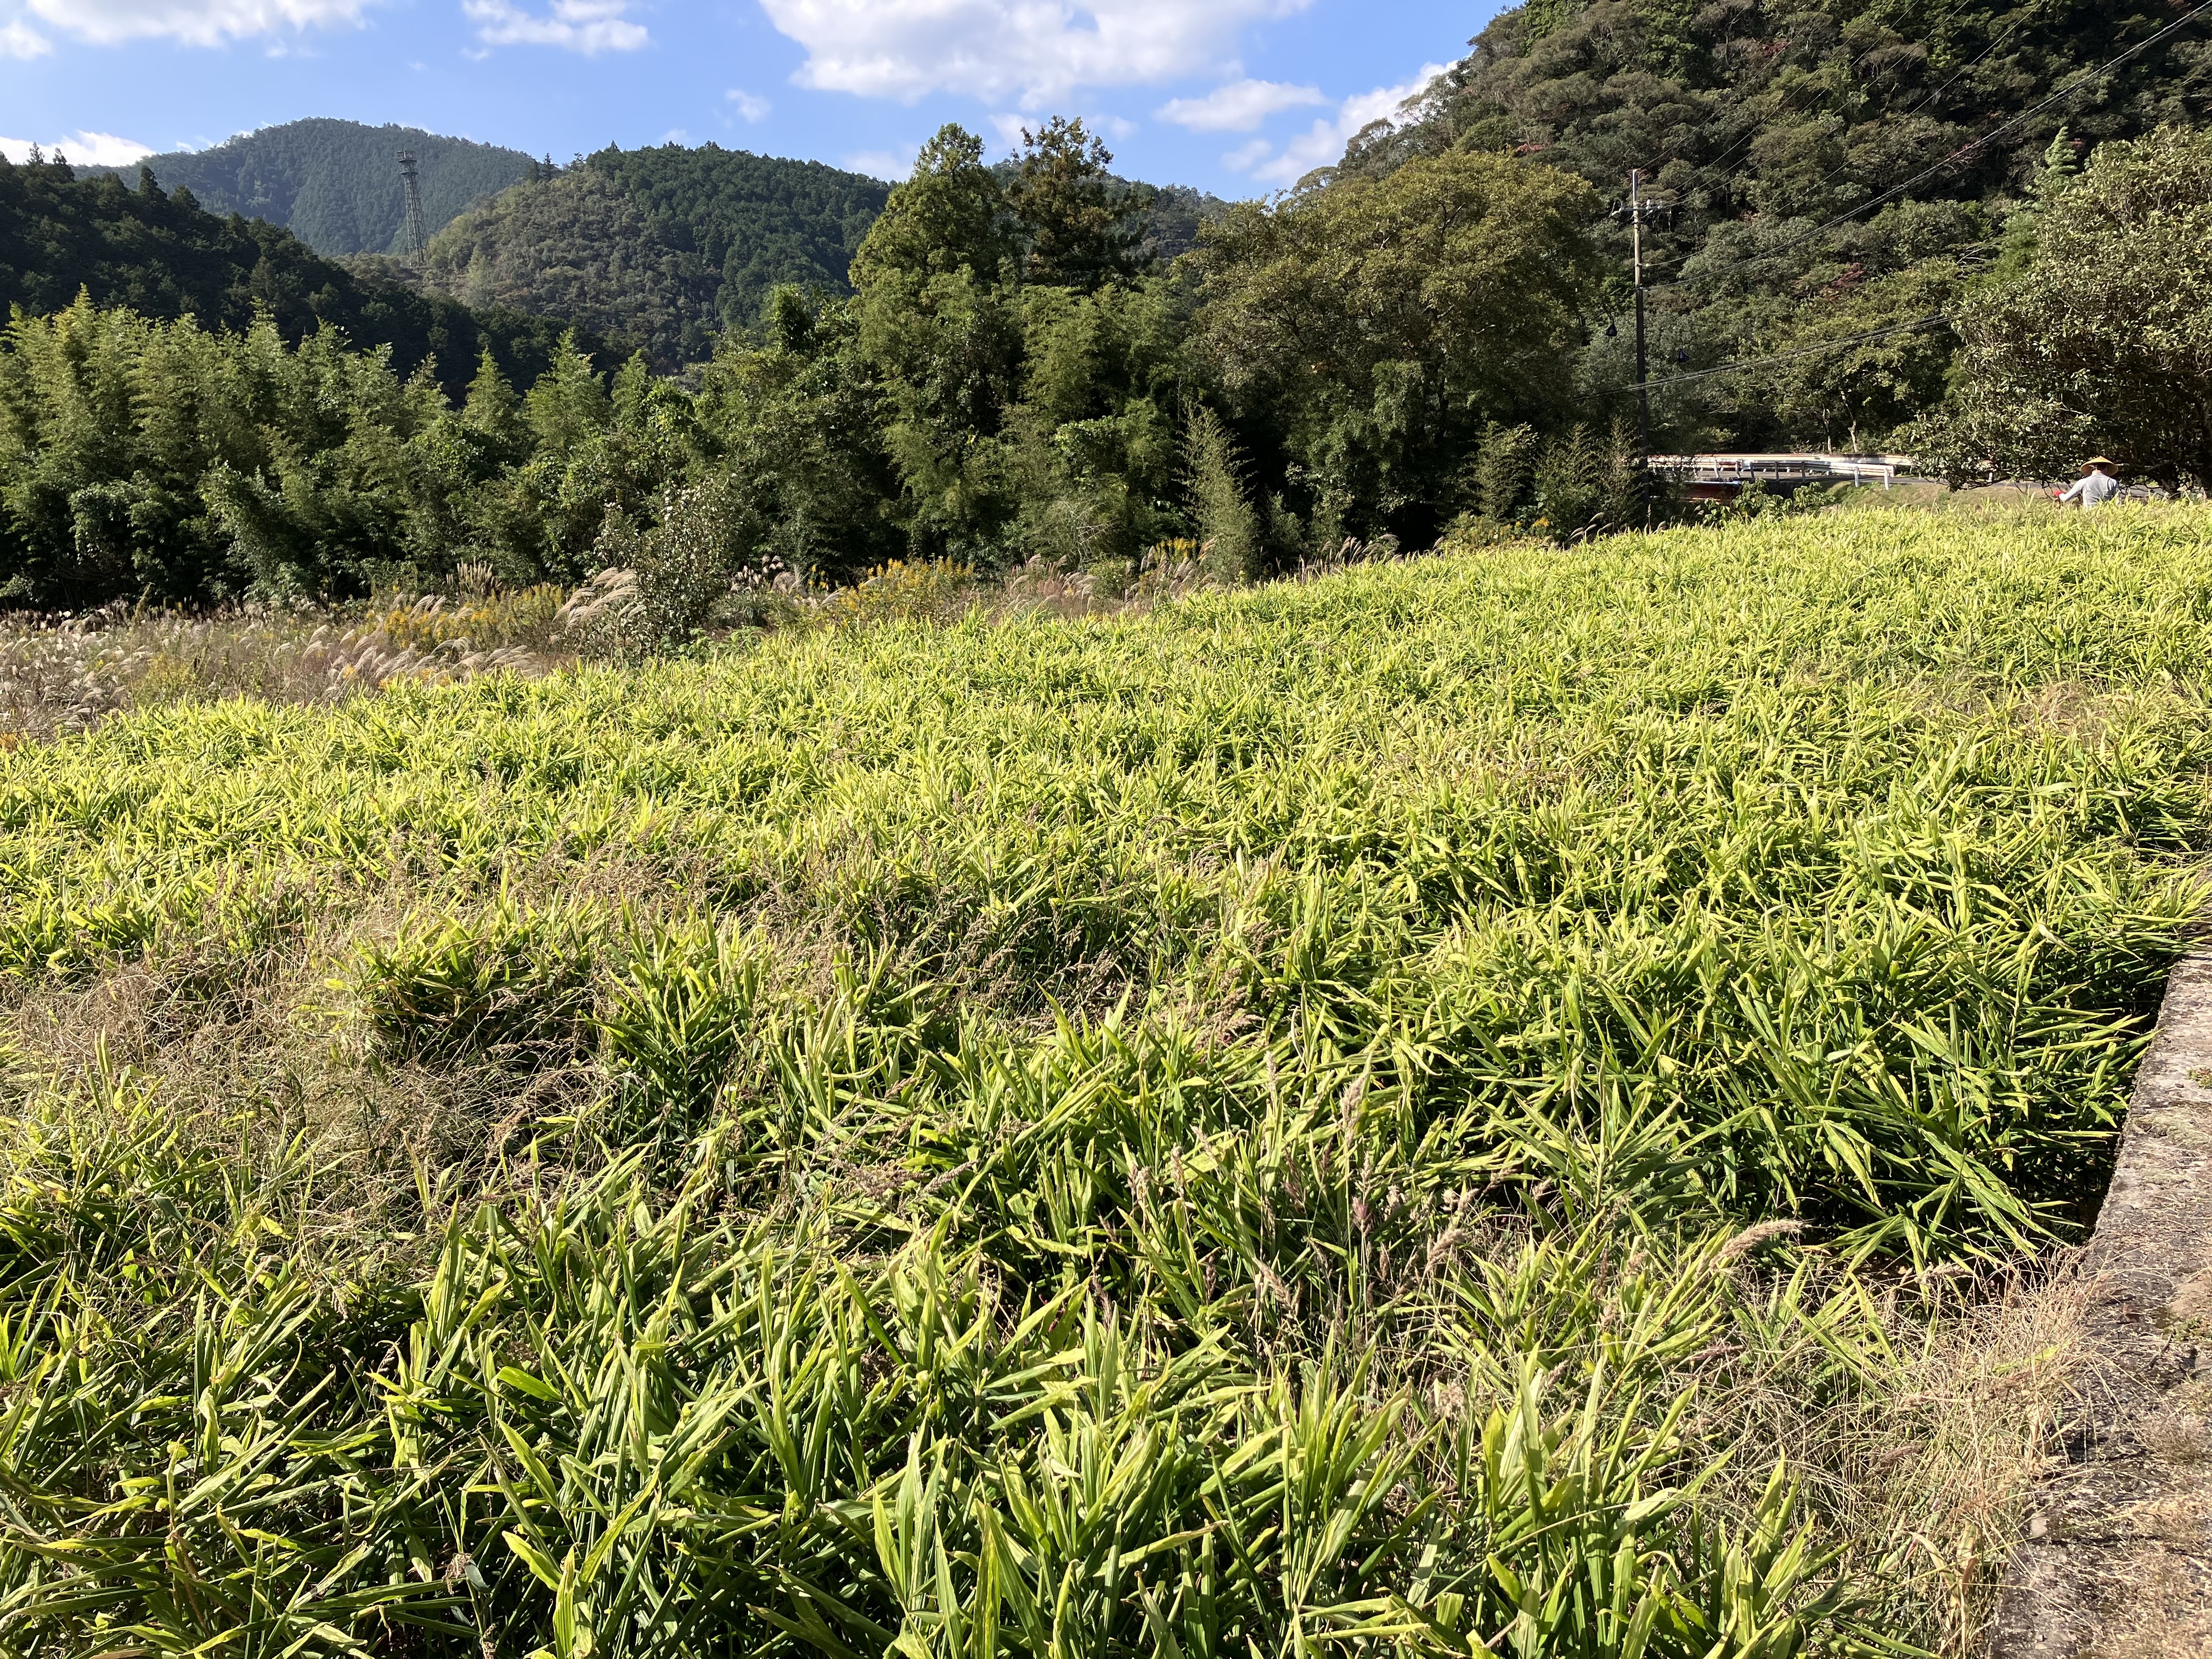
[{"x1": 1987, "y1": 953, "x2": 2212, "y2": 1656}]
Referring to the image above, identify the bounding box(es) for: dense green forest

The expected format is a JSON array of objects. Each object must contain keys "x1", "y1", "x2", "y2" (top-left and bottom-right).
[
  {"x1": 119, "y1": 120, "x2": 539, "y2": 257},
  {"x1": 589, "y1": 144, "x2": 890, "y2": 331},
  {"x1": 1339, "y1": 0, "x2": 2212, "y2": 450},
  {"x1": 0, "y1": 153, "x2": 603, "y2": 403},
  {"x1": 0, "y1": 116, "x2": 1612, "y2": 608},
  {"x1": 398, "y1": 145, "x2": 1215, "y2": 371},
  {"x1": 6, "y1": 0, "x2": 2211, "y2": 610},
  {"x1": 413, "y1": 168, "x2": 720, "y2": 371},
  {"x1": 0, "y1": 296, "x2": 676, "y2": 606},
  {"x1": 403, "y1": 145, "x2": 891, "y2": 368}
]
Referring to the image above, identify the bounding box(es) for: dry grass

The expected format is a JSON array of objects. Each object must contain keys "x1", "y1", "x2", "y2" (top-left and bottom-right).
[
  {"x1": 0, "y1": 533, "x2": 1406, "y2": 747},
  {"x1": 0, "y1": 586, "x2": 570, "y2": 739},
  {"x1": 0, "y1": 508, "x2": 2206, "y2": 1656},
  {"x1": 2087, "y1": 1557, "x2": 2212, "y2": 1657},
  {"x1": 1843, "y1": 1266, "x2": 2098, "y2": 1653}
]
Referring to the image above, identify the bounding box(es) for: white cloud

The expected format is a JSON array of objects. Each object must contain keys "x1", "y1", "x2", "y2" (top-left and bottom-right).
[
  {"x1": 758, "y1": 0, "x2": 1314, "y2": 106},
  {"x1": 1157, "y1": 77, "x2": 1324, "y2": 133},
  {"x1": 845, "y1": 147, "x2": 915, "y2": 181},
  {"x1": 726, "y1": 89, "x2": 772, "y2": 121},
  {"x1": 462, "y1": 0, "x2": 645, "y2": 53},
  {"x1": 25, "y1": 0, "x2": 371, "y2": 46},
  {"x1": 0, "y1": 16, "x2": 50, "y2": 55},
  {"x1": 0, "y1": 131, "x2": 154, "y2": 166},
  {"x1": 1233, "y1": 62, "x2": 1446, "y2": 188}
]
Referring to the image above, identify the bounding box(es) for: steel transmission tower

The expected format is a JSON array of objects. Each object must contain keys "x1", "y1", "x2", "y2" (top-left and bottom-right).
[{"x1": 397, "y1": 151, "x2": 429, "y2": 259}]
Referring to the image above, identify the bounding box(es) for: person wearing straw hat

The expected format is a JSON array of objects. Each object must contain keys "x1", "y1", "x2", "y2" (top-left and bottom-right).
[{"x1": 2056, "y1": 457, "x2": 2122, "y2": 509}]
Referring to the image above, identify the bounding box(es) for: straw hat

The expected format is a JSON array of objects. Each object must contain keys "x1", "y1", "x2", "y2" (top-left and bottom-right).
[{"x1": 2083, "y1": 456, "x2": 2115, "y2": 469}]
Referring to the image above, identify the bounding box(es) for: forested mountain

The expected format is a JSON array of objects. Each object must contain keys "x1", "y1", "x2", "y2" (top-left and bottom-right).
[
  {"x1": 0, "y1": 153, "x2": 601, "y2": 399},
  {"x1": 120, "y1": 120, "x2": 538, "y2": 257},
  {"x1": 1336, "y1": 0, "x2": 2212, "y2": 451},
  {"x1": 401, "y1": 145, "x2": 888, "y2": 368},
  {"x1": 1140, "y1": 184, "x2": 1232, "y2": 262},
  {"x1": 590, "y1": 145, "x2": 889, "y2": 328},
  {"x1": 397, "y1": 143, "x2": 1218, "y2": 370},
  {"x1": 35, "y1": 107, "x2": 1225, "y2": 385},
  {"x1": 413, "y1": 169, "x2": 718, "y2": 370}
]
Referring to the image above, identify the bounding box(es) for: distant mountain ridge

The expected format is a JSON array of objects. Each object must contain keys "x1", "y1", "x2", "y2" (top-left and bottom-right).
[
  {"x1": 0, "y1": 150, "x2": 601, "y2": 400},
  {"x1": 405, "y1": 144, "x2": 894, "y2": 368},
  {"x1": 75, "y1": 117, "x2": 1231, "y2": 373},
  {"x1": 131, "y1": 119, "x2": 537, "y2": 257},
  {"x1": 399, "y1": 143, "x2": 1224, "y2": 370}
]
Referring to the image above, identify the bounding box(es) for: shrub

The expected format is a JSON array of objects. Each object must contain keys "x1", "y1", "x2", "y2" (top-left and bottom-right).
[
  {"x1": 1182, "y1": 405, "x2": 1263, "y2": 583},
  {"x1": 566, "y1": 474, "x2": 794, "y2": 657},
  {"x1": 817, "y1": 558, "x2": 978, "y2": 628},
  {"x1": 351, "y1": 903, "x2": 599, "y2": 1065}
]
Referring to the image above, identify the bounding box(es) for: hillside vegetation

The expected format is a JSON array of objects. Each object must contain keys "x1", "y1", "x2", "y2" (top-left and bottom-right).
[
  {"x1": 0, "y1": 506, "x2": 2203, "y2": 1655},
  {"x1": 128, "y1": 119, "x2": 539, "y2": 256},
  {"x1": 407, "y1": 140, "x2": 1219, "y2": 371},
  {"x1": 3, "y1": 123, "x2": 1619, "y2": 610},
  {"x1": 17, "y1": 0, "x2": 2211, "y2": 616},
  {"x1": 0, "y1": 153, "x2": 604, "y2": 407},
  {"x1": 1348, "y1": 0, "x2": 2212, "y2": 450},
  {"x1": 415, "y1": 146, "x2": 890, "y2": 368}
]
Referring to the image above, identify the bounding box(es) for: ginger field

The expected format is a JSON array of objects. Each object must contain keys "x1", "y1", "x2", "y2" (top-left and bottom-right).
[{"x1": 1, "y1": 506, "x2": 2208, "y2": 1657}]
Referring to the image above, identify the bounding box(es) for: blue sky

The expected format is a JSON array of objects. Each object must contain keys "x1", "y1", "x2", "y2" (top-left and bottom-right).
[{"x1": 0, "y1": 1, "x2": 1505, "y2": 196}]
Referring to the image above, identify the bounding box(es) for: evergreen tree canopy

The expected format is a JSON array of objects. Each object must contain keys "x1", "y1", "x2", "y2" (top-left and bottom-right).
[
  {"x1": 1338, "y1": 0, "x2": 2212, "y2": 450},
  {"x1": 391, "y1": 145, "x2": 890, "y2": 369},
  {"x1": 1007, "y1": 119, "x2": 1150, "y2": 292},
  {"x1": 419, "y1": 169, "x2": 720, "y2": 371},
  {"x1": 850, "y1": 126, "x2": 1016, "y2": 287},
  {"x1": 585, "y1": 144, "x2": 891, "y2": 331},
  {"x1": 124, "y1": 119, "x2": 538, "y2": 257},
  {"x1": 1912, "y1": 124, "x2": 2212, "y2": 490},
  {"x1": 0, "y1": 151, "x2": 605, "y2": 402}
]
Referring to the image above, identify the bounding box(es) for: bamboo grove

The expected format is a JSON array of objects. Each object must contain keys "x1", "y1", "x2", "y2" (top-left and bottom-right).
[{"x1": 0, "y1": 128, "x2": 1605, "y2": 611}]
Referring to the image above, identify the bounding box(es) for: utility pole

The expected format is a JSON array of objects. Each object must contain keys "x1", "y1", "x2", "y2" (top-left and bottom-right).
[
  {"x1": 1628, "y1": 167, "x2": 1650, "y2": 461},
  {"x1": 398, "y1": 150, "x2": 429, "y2": 261}
]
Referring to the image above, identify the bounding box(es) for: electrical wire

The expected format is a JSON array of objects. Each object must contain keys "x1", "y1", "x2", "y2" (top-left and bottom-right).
[
  {"x1": 1892, "y1": 4, "x2": 2035, "y2": 125},
  {"x1": 1692, "y1": 0, "x2": 1987, "y2": 183},
  {"x1": 1636, "y1": 313, "x2": 1951, "y2": 391},
  {"x1": 1651, "y1": 0, "x2": 2210, "y2": 293},
  {"x1": 1785, "y1": 5, "x2": 2038, "y2": 207}
]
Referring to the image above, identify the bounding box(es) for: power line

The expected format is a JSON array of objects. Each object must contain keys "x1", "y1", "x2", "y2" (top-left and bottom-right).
[
  {"x1": 1892, "y1": 5, "x2": 2035, "y2": 125},
  {"x1": 1787, "y1": 5, "x2": 2039, "y2": 206},
  {"x1": 1654, "y1": 0, "x2": 2210, "y2": 294},
  {"x1": 1693, "y1": 0, "x2": 1986, "y2": 184},
  {"x1": 1638, "y1": 314, "x2": 1950, "y2": 391}
]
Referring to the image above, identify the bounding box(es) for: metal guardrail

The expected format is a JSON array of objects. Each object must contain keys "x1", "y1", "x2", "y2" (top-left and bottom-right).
[{"x1": 1647, "y1": 453, "x2": 1916, "y2": 489}]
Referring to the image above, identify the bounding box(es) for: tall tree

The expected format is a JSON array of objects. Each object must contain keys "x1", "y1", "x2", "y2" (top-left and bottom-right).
[
  {"x1": 849, "y1": 126, "x2": 1014, "y2": 287},
  {"x1": 1007, "y1": 119, "x2": 1148, "y2": 292},
  {"x1": 1912, "y1": 125, "x2": 2212, "y2": 492},
  {"x1": 1194, "y1": 148, "x2": 1602, "y2": 546}
]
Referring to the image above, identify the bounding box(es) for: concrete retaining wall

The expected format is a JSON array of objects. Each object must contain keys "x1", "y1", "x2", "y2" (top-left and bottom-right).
[{"x1": 1989, "y1": 955, "x2": 2212, "y2": 1655}]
